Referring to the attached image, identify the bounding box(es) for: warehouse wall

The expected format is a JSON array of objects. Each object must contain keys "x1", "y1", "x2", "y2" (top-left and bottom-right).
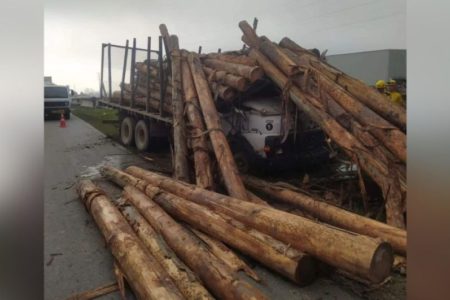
[{"x1": 327, "y1": 49, "x2": 406, "y2": 85}]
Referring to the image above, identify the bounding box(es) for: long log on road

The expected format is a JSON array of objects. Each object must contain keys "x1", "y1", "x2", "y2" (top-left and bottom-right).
[
  {"x1": 77, "y1": 180, "x2": 183, "y2": 300},
  {"x1": 121, "y1": 185, "x2": 267, "y2": 300},
  {"x1": 243, "y1": 175, "x2": 407, "y2": 255},
  {"x1": 181, "y1": 52, "x2": 214, "y2": 190},
  {"x1": 124, "y1": 166, "x2": 394, "y2": 283},
  {"x1": 188, "y1": 52, "x2": 249, "y2": 201},
  {"x1": 203, "y1": 58, "x2": 264, "y2": 82},
  {"x1": 129, "y1": 184, "x2": 317, "y2": 285},
  {"x1": 246, "y1": 47, "x2": 405, "y2": 229},
  {"x1": 190, "y1": 228, "x2": 261, "y2": 282},
  {"x1": 120, "y1": 205, "x2": 214, "y2": 300},
  {"x1": 279, "y1": 37, "x2": 406, "y2": 131}
]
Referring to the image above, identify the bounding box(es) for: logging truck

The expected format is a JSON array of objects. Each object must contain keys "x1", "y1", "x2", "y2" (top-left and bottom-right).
[
  {"x1": 98, "y1": 40, "x2": 330, "y2": 173},
  {"x1": 44, "y1": 77, "x2": 73, "y2": 119}
]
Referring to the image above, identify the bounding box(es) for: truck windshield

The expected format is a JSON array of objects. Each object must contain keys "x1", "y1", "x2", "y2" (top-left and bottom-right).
[{"x1": 45, "y1": 87, "x2": 68, "y2": 98}]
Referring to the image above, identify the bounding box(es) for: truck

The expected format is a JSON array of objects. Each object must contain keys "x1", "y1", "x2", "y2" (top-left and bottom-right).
[
  {"x1": 44, "y1": 77, "x2": 72, "y2": 119},
  {"x1": 97, "y1": 39, "x2": 330, "y2": 173}
]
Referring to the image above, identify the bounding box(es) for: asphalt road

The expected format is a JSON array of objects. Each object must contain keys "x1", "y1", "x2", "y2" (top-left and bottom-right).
[{"x1": 44, "y1": 115, "x2": 360, "y2": 299}]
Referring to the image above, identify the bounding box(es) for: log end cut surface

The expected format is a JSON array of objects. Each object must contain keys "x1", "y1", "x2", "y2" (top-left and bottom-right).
[
  {"x1": 370, "y1": 242, "x2": 394, "y2": 283},
  {"x1": 295, "y1": 255, "x2": 319, "y2": 286}
]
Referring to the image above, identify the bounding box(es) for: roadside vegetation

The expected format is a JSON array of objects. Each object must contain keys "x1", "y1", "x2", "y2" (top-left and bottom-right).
[{"x1": 72, "y1": 106, "x2": 119, "y2": 139}]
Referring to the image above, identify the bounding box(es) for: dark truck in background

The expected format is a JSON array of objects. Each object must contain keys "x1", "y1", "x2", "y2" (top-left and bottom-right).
[{"x1": 44, "y1": 84, "x2": 72, "y2": 119}]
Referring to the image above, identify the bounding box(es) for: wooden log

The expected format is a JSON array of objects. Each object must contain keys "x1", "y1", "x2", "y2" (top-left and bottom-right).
[
  {"x1": 180, "y1": 54, "x2": 214, "y2": 190},
  {"x1": 190, "y1": 228, "x2": 261, "y2": 282},
  {"x1": 65, "y1": 282, "x2": 118, "y2": 300},
  {"x1": 111, "y1": 90, "x2": 172, "y2": 113},
  {"x1": 243, "y1": 175, "x2": 407, "y2": 255},
  {"x1": 121, "y1": 185, "x2": 268, "y2": 300},
  {"x1": 120, "y1": 204, "x2": 214, "y2": 300},
  {"x1": 124, "y1": 166, "x2": 395, "y2": 283},
  {"x1": 209, "y1": 81, "x2": 236, "y2": 102},
  {"x1": 203, "y1": 58, "x2": 264, "y2": 82},
  {"x1": 129, "y1": 184, "x2": 317, "y2": 285},
  {"x1": 205, "y1": 53, "x2": 257, "y2": 66},
  {"x1": 76, "y1": 180, "x2": 184, "y2": 300},
  {"x1": 240, "y1": 23, "x2": 406, "y2": 163},
  {"x1": 279, "y1": 37, "x2": 406, "y2": 131},
  {"x1": 170, "y1": 36, "x2": 190, "y2": 182},
  {"x1": 246, "y1": 47, "x2": 405, "y2": 229},
  {"x1": 204, "y1": 66, "x2": 249, "y2": 91},
  {"x1": 136, "y1": 62, "x2": 159, "y2": 78},
  {"x1": 187, "y1": 52, "x2": 249, "y2": 201}
]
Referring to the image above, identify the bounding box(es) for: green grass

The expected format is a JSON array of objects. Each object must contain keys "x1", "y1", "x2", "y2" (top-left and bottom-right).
[{"x1": 72, "y1": 106, "x2": 119, "y2": 139}]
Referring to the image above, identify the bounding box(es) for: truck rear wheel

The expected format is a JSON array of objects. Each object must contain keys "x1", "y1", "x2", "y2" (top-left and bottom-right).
[
  {"x1": 120, "y1": 117, "x2": 135, "y2": 146},
  {"x1": 134, "y1": 120, "x2": 150, "y2": 152}
]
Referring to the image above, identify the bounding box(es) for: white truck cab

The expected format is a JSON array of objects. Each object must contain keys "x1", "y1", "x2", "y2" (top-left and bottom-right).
[{"x1": 44, "y1": 83, "x2": 72, "y2": 119}]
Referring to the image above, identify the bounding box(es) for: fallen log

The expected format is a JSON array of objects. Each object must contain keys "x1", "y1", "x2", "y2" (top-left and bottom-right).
[
  {"x1": 279, "y1": 37, "x2": 406, "y2": 131},
  {"x1": 209, "y1": 81, "x2": 236, "y2": 102},
  {"x1": 204, "y1": 66, "x2": 249, "y2": 91},
  {"x1": 129, "y1": 184, "x2": 317, "y2": 285},
  {"x1": 120, "y1": 204, "x2": 214, "y2": 300},
  {"x1": 181, "y1": 53, "x2": 214, "y2": 190},
  {"x1": 124, "y1": 166, "x2": 394, "y2": 283},
  {"x1": 190, "y1": 227, "x2": 261, "y2": 282},
  {"x1": 77, "y1": 180, "x2": 184, "y2": 300},
  {"x1": 122, "y1": 184, "x2": 267, "y2": 300},
  {"x1": 188, "y1": 52, "x2": 249, "y2": 201},
  {"x1": 243, "y1": 175, "x2": 407, "y2": 255},
  {"x1": 203, "y1": 58, "x2": 264, "y2": 82},
  {"x1": 246, "y1": 47, "x2": 405, "y2": 229},
  {"x1": 170, "y1": 36, "x2": 190, "y2": 181}
]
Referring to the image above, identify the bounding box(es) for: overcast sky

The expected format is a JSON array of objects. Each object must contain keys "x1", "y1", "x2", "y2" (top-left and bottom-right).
[{"x1": 44, "y1": 0, "x2": 406, "y2": 92}]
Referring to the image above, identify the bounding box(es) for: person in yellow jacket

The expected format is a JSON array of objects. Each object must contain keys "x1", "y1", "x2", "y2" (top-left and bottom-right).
[
  {"x1": 387, "y1": 79, "x2": 406, "y2": 107},
  {"x1": 375, "y1": 80, "x2": 386, "y2": 94}
]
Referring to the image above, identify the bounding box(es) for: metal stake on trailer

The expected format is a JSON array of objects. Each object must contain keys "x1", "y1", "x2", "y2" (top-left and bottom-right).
[
  {"x1": 107, "y1": 43, "x2": 112, "y2": 100},
  {"x1": 130, "y1": 38, "x2": 137, "y2": 108},
  {"x1": 146, "y1": 37, "x2": 151, "y2": 113},
  {"x1": 100, "y1": 43, "x2": 105, "y2": 99},
  {"x1": 158, "y1": 36, "x2": 165, "y2": 117},
  {"x1": 120, "y1": 39, "x2": 129, "y2": 106}
]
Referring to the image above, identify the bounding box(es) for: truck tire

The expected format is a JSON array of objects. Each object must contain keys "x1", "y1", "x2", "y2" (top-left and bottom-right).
[
  {"x1": 64, "y1": 111, "x2": 71, "y2": 120},
  {"x1": 134, "y1": 120, "x2": 150, "y2": 152},
  {"x1": 120, "y1": 117, "x2": 136, "y2": 146}
]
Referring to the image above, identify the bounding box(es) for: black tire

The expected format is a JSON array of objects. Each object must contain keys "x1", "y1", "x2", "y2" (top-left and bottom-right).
[
  {"x1": 134, "y1": 120, "x2": 150, "y2": 152},
  {"x1": 64, "y1": 111, "x2": 71, "y2": 120},
  {"x1": 120, "y1": 117, "x2": 136, "y2": 146}
]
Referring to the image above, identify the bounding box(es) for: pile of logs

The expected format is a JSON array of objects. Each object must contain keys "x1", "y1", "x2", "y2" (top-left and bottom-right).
[{"x1": 77, "y1": 20, "x2": 407, "y2": 299}]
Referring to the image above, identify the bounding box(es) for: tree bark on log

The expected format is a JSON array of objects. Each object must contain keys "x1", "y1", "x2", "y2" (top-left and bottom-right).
[
  {"x1": 209, "y1": 80, "x2": 236, "y2": 102},
  {"x1": 131, "y1": 183, "x2": 317, "y2": 285},
  {"x1": 246, "y1": 47, "x2": 405, "y2": 229},
  {"x1": 170, "y1": 36, "x2": 190, "y2": 182},
  {"x1": 279, "y1": 37, "x2": 406, "y2": 131},
  {"x1": 180, "y1": 54, "x2": 214, "y2": 190},
  {"x1": 187, "y1": 52, "x2": 249, "y2": 201},
  {"x1": 205, "y1": 53, "x2": 257, "y2": 66},
  {"x1": 121, "y1": 185, "x2": 268, "y2": 300},
  {"x1": 204, "y1": 67, "x2": 249, "y2": 91},
  {"x1": 124, "y1": 166, "x2": 395, "y2": 283},
  {"x1": 120, "y1": 204, "x2": 214, "y2": 300},
  {"x1": 243, "y1": 175, "x2": 407, "y2": 255},
  {"x1": 203, "y1": 58, "x2": 264, "y2": 82},
  {"x1": 190, "y1": 227, "x2": 261, "y2": 282},
  {"x1": 76, "y1": 180, "x2": 184, "y2": 300}
]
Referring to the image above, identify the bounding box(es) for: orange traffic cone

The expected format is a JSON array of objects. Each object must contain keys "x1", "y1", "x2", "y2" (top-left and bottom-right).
[{"x1": 59, "y1": 113, "x2": 66, "y2": 128}]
